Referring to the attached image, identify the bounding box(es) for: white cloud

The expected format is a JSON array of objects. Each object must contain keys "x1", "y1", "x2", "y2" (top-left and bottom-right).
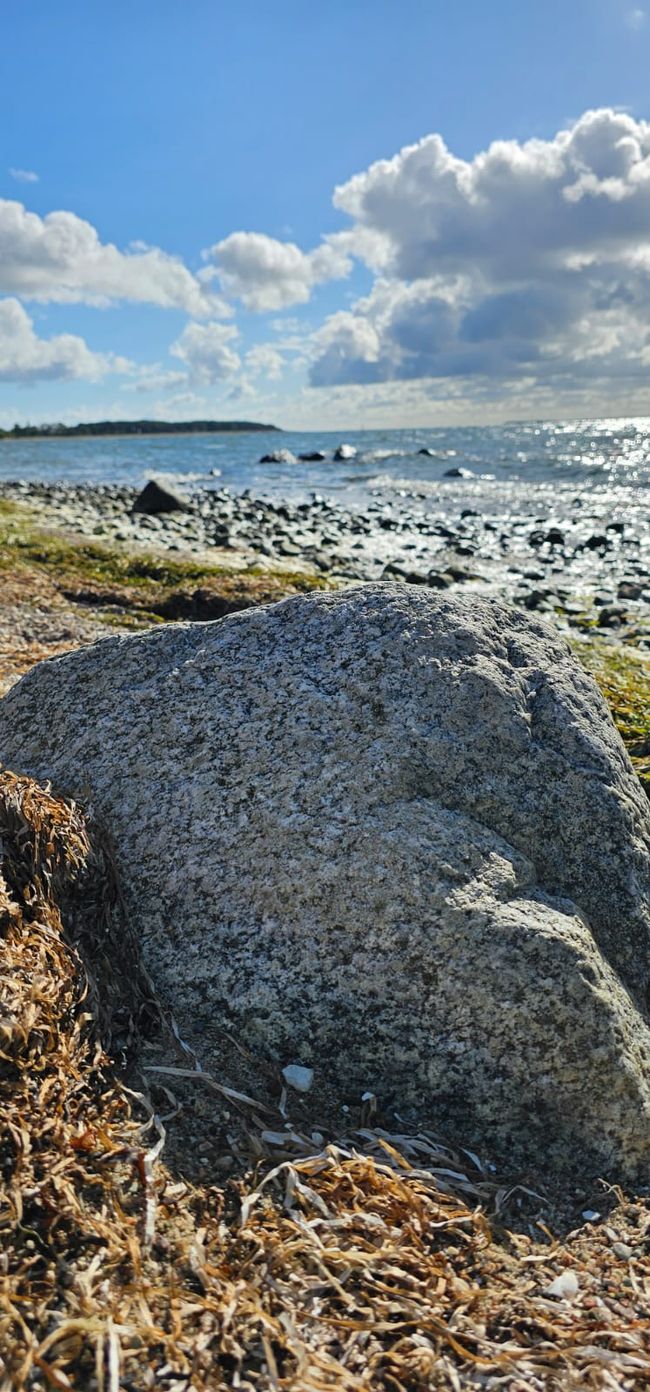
[
  {"x1": 309, "y1": 108, "x2": 650, "y2": 394},
  {"x1": 6, "y1": 106, "x2": 650, "y2": 421},
  {"x1": 245, "y1": 344, "x2": 285, "y2": 379},
  {"x1": 170, "y1": 320, "x2": 241, "y2": 383},
  {"x1": 318, "y1": 375, "x2": 650, "y2": 428},
  {"x1": 226, "y1": 377, "x2": 256, "y2": 401},
  {"x1": 0, "y1": 297, "x2": 129, "y2": 383},
  {"x1": 206, "y1": 231, "x2": 352, "y2": 310},
  {"x1": 271, "y1": 316, "x2": 306, "y2": 334},
  {"x1": 626, "y1": 7, "x2": 645, "y2": 27},
  {"x1": 333, "y1": 108, "x2": 650, "y2": 281},
  {"x1": 125, "y1": 367, "x2": 189, "y2": 394},
  {"x1": 9, "y1": 168, "x2": 39, "y2": 184},
  {"x1": 0, "y1": 199, "x2": 228, "y2": 315},
  {"x1": 311, "y1": 270, "x2": 650, "y2": 388}
]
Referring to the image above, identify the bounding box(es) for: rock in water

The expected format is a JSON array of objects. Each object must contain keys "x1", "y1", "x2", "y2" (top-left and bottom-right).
[
  {"x1": 133, "y1": 478, "x2": 189, "y2": 513},
  {"x1": 333, "y1": 444, "x2": 357, "y2": 460},
  {"x1": 259, "y1": 449, "x2": 297, "y2": 464},
  {"x1": 1, "y1": 584, "x2": 649, "y2": 1177}
]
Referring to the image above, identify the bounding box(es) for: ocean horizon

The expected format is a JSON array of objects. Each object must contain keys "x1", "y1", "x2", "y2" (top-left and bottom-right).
[{"x1": 2, "y1": 417, "x2": 649, "y2": 530}]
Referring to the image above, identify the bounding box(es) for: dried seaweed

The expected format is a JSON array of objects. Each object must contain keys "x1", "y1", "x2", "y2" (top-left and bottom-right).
[{"x1": 1, "y1": 772, "x2": 649, "y2": 1391}]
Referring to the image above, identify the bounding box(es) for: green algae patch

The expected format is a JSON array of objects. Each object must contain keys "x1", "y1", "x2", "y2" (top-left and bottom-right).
[
  {"x1": 574, "y1": 636, "x2": 650, "y2": 789},
  {"x1": 0, "y1": 501, "x2": 328, "y2": 623}
]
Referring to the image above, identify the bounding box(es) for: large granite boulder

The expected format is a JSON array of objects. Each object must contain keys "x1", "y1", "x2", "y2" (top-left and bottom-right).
[{"x1": 1, "y1": 584, "x2": 649, "y2": 1176}]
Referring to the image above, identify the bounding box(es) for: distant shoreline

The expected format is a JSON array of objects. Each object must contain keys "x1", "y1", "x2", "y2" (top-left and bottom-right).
[{"x1": 0, "y1": 419, "x2": 280, "y2": 441}]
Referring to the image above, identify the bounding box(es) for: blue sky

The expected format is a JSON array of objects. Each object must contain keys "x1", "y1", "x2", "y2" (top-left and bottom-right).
[{"x1": 2, "y1": 0, "x2": 650, "y2": 428}]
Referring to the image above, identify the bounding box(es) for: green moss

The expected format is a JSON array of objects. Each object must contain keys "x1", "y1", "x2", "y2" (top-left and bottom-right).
[
  {"x1": 574, "y1": 636, "x2": 650, "y2": 790},
  {"x1": 0, "y1": 503, "x2": 327, "y2": 599}
]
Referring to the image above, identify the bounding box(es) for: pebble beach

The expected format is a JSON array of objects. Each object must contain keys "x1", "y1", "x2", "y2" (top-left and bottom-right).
[{"x1": 1, "y1": 465, "x2": 648, "y2": 643}]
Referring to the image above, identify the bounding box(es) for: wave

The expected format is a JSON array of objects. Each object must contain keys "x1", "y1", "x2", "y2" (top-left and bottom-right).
[
  {"x1": 356, "y1": 447, "x2": 463, "y2": 463},
  {"x1": 367, "y1": 472, "x2": 497, "y2": 493},
  {"x1": 367, "y1": 474, "x2": 442, "y2": 494},
  {"x1": 356, "y1": 448, "x2": 406, "y2": 463},
  {"x1": 150, "y1": 469, "x2": 215, "y2": 484}
]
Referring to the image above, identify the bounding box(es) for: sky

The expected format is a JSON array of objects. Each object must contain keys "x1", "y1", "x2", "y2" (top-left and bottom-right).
[{"x1": 2, "y1": 0, "x2": 650, "y2": 430}]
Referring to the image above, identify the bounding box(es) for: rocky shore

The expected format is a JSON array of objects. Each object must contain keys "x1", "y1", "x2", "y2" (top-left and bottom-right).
[
  {"x1": 1, "y1": 476, "x2": 649, "y2": 643},
  {"x1": 0, "y1": 477, "x2": 648, "y2": 792},
  {"x1": 2, "y1": 485, "x2": 650, "y2": 1390}
]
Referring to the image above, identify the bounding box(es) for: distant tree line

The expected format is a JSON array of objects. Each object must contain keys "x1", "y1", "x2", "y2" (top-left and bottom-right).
[{"x1": 0, "y1": 419, "x2": 279, "y2": 439}]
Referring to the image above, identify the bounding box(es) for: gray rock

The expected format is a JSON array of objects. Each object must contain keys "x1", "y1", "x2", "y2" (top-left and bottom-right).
[
  {"x1": 1, "y1": 584, "x2": 650, "y2": 1177},
  {"x1": 259, "y1": 449, "x2": 297, "y2": 464},
  {"x1": 282, "y1": 1064, "x2": 314, "y2": 1093},
  {"x1": 597, "y1": 605, "x2": 627, "y2": 628},
  {"x1": 133, "y1": 478, "x2": 189, "y2": 514},
  {"x1": 612, "y1": 1241, "x2": 633, "y2": 1259},
  {"x1": 583, "y1": 533, "x2": 611, "y2": 551}
]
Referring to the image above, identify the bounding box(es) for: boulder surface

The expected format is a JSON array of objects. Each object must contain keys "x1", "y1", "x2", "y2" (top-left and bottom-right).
[{"x1": 1, "y1": 584, "x2": 649, "y2": 1176}]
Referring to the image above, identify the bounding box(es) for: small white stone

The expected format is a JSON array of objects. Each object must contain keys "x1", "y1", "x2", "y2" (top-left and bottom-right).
[
  {"x1": 282, "y1": 1063, "x2": 314, "y2": 1093},
  {"x1": 545, "y1": 1270, "x2": 579, "y2": 1299}
]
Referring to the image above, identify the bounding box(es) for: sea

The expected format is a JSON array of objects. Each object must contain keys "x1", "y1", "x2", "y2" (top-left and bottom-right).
[{"x1": 1, "y1": 418, "x2": 650, "y2": 531}]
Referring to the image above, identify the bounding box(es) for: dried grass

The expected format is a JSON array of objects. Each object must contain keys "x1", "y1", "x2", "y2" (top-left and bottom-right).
[{"x1": 1, "y1": 771, "x2": 650, "y2": 1390}]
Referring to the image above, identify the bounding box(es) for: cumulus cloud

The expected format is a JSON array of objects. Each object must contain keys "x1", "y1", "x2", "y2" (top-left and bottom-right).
[
  {"x1": 0, "y1": 297, "x2": 129, "y2": 383},
  {"x1": 245, "y1": 343, "x2": 286, "y2": 379},
  {"x1": 334, "y1": 108, "x2": 650, "y2": 280},
  {"x1": 0, "y1": 200, "x2": 228, "y2": 315},
  {"x1": 9, "y1": 168, "x2": 39, "y2": 184},
  {"x1": 310, "y1": 271, "x2": 650, "y2": 386},
  {"x1": 170, "y1": 320, "x2": 241, "y2": 383},
  {"x1": 206, "y1": 231, "x2": 352, "y2": 310},
  {"x1": 310, "y1": 108, "x2": 650, "y2": 391},
  {"x1": 125, "y1": 367, "x2": 189, "y2": 395}
]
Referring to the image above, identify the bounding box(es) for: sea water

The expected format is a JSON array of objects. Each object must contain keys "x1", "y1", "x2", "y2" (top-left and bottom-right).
[{"x1": 1, "y1": 419, "x2": 649, "y2": 530}]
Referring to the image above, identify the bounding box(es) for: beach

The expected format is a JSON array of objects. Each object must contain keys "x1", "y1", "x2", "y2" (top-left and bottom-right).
[
  {"x1": 0, "y1": 419, "x2": 648, "y2": 637},
  {"x1": 0, "y1": 463, "x2": 648, "y2": 793},
  {"x1": 1, "y1": 430, "x2": 650, "y2": 1390},
  {"x1": 1, "y1": 468, "x2": 650, "y2": 626}
]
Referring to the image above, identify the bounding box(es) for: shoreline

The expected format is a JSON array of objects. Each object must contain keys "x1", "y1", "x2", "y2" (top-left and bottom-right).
[
  {"x1": 1, "y1": 475, "x2": 649, "y2": 642},
  {"x1": 0, "y1": 426, "x2": 280, "y2": 444},
  {"x1": 0, "y1": 418, "x2": 279, "y2": 441}
]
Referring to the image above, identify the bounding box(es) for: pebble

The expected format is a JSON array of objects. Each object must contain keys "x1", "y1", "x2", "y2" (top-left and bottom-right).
[
  {"x1": 282, "y1": 1063, "x2": 314, "y2": 1093},
  {"x1": 545, "y1": 1270, "x2": 580, "y2": 1299},
  {"x1": 612, "y1": 1241, "x2": 633, "y2": 1259}
]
